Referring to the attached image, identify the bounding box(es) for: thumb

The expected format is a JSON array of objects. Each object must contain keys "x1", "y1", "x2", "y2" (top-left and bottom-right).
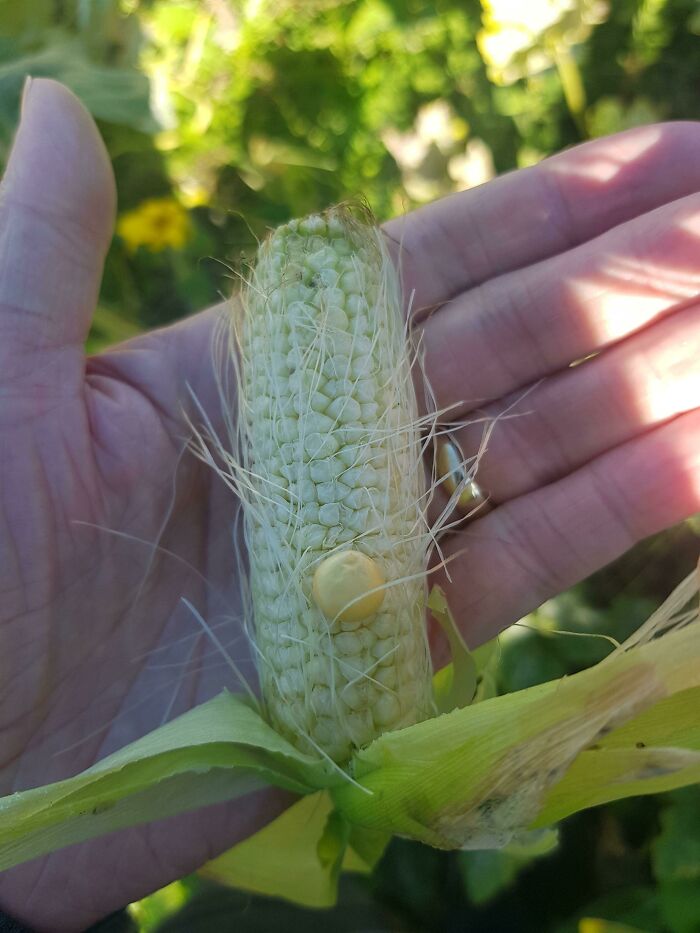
[{"x1": 0, "y1": 78, "x2": 116, "y2": 391}]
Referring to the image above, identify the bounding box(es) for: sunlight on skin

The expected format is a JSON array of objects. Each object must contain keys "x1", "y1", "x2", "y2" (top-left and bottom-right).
[
  {"x1": 565, "y1": 280, "x2": 679, "y2": 342},
  {"x1": 432, "y1": 305, "x2": 700, "y2": 513},
  {"x1": 600, "y1": 315, "x2": 700, "y2": 425},
  {"x1": 412, "y1": 126, "x2": 699, "y2": 580},
  {"x1": 565, "y1": 205, "x2": 700, "y2": 346},
  {"x1": 547, "y1": 125, "x2": 664, "y2": 183},
  {"x1": 691, "y1": 449, "x2": 700, "y2": 503},
  {"x1": 406, "y1": 177, "x2": 700, "y2": 425},
  {"x1": 385, "y1": 123, "x2": 700, "y2": 324},
  {"x1": 680, "y1": 210, "x2": 700, "y2": 237},
  {"x1": 607, "y1": 254, "x2": 700, "y2": 296}
]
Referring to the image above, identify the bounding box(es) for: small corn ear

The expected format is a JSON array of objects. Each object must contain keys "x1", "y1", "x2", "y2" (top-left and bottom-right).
[{"x1": 237, "y1": 206, "x2": 435, "y2": 763}]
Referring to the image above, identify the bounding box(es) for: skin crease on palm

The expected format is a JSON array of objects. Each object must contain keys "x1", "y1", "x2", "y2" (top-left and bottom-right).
[{"x1": 0, "y1": 77, "x2": 698, "y2": 931}]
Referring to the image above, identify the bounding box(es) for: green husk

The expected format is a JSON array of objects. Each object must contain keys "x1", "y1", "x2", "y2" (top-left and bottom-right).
[{"x1": 0, "y1": 567, "x2": 697, "y2": 907}]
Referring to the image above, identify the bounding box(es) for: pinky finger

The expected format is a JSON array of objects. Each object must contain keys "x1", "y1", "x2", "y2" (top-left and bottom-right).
[{"x1": 436, "y1": 409, "x2": 700, "y2": 649}]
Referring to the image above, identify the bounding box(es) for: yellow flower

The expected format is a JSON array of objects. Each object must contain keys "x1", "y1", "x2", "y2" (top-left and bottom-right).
[{"x1": 117, "y1": 198, "x2": 190, "y2": 253}]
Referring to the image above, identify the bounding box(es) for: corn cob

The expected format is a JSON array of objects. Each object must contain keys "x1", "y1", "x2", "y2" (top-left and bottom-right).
[{"x1": 236, "y1": 206, "x2": 435, "y2": 764}]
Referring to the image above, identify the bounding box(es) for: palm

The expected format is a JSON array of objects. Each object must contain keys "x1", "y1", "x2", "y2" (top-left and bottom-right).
[
  {"x1": 0, "y1": 82, "x2": 697, "y2": 932},
  {"x1": 2, "y1": 308, "x2": 238, "y2": 773},
  {"x1": 0, "y1": 313, "x2": 275, "y2": 927}
]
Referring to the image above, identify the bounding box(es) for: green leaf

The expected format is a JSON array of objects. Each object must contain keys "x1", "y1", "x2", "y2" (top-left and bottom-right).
[
  {"x1": 0, "y1": 0, "x2": 54, "y2": 43},
  {"x1": 658, "y1": 879, "x2": 700, "y2": 933},
  {"x1": 651, "y1": 786, "x2": 700, "y2": 883},
  {"x1": 149, "y1": 877, "x2": 393, "y2": 933},
  {"x1": 0, "y1": 692, "x2": 330, "y2": 873},
  {"x1": 459, "y1": 848, "x2": 530, "y2": 906},
  {"x1": 428, "y1": 585, "x2": 477, "y2": 713},
  {"x1": 202, "y1": 791, "x2": 388, "y2": 908},
  {"x1": 536, "y1": 688, "x2": 700, "y2": 827},
  {"x1": 459, "y1": 825, "x2": 558, "y2": 904},
  {"x1": 87, "y1": 304, "x2": 143, "y2": 353},
  {"x1": 554, "y1": 886, "x2": 664, "y2": 933},
  {"x1": 317, "y1": 807, "x2": 350, "y2": 878},
  {"x1": 499, "y1": 629, "x2": 571, "y2": 691},
  {"x1": 0, "y1": 33, "x2": 156, "y2": 159},
  {"x1": 202, "y1": 792, "x2": 341, "y2": 908},
  {"x1": 129, "y1": 879, "x2": 197, "y2": 932},
  {"x1": 577, "y1": 921, "x2": 651, "y2": 933},
  {"x1": 334, "y1": 596, "x2": 700, "y2": 850},
  {"x1": 347, "y1": 822, "x2": 391, "y2": 871},
  {"x1": 1, "y1": 573, "x2": 698, "y2": 912}
]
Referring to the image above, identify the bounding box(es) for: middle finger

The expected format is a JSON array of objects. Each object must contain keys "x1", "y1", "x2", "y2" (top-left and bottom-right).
[{"x1": 419, "y1": 192, "x2": 700, "y2": 419}]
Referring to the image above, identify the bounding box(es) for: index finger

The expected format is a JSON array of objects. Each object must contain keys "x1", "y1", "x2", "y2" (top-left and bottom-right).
[{"x1": 384, "y1": 122, "x2": 700, "y2": 313}]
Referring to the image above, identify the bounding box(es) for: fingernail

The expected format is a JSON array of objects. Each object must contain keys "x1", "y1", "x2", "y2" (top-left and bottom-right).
[{"x1": 20, "y1": 75, "x2": 33, "y2": 116}]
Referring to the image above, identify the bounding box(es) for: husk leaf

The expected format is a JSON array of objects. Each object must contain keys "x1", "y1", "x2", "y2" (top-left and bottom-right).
[{"x1": 0, "y1": 569, "x2": 696, "y2": 908}]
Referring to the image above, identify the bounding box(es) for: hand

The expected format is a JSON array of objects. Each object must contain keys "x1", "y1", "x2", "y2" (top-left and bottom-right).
[
  {"x1": 386, "y1": 120, "x2": 700, "y2": 652},
  {"x1": 0, "y1": 79, "x2": 697, "y2": 931}
]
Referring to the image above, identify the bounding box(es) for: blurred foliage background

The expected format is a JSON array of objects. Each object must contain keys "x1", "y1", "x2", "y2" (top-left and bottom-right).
[{"x1": 1, "y1": 0, "x2": 699, "y2": 930}]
